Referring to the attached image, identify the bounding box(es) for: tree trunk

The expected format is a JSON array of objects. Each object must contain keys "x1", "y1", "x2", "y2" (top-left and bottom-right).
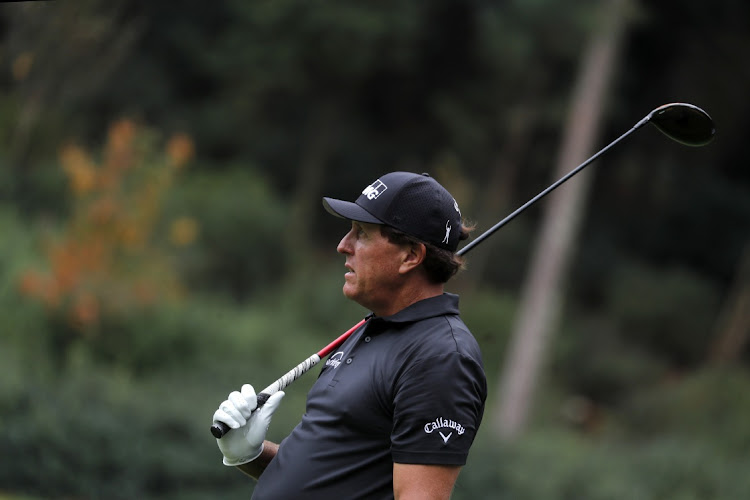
[
  {"x1": 709, "y1": 242, "x2": 750, "y2": 364},
  {"x1": 492, "y1": 0, "x2": 632, "y2": 440}
]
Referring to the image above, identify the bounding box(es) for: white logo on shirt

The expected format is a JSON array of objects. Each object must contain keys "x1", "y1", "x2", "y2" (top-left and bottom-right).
[
  {"x1": 423, "y1": 417, "x2": 465, "y2": 444},
  {"x1": 325, "y1": 351, "x2": 344, "y2": 369}
]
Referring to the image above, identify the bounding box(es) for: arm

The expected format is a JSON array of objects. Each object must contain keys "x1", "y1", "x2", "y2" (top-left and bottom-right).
[
  {"x1": 393, "y1": 463, "x2": 462, "y2": 500},
  {"x1": 235, "y1": 440, "x2": 279, "y2": 479}
]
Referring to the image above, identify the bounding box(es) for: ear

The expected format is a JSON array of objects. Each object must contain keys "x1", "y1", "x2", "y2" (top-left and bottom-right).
[{"x1": 399, "y1": 242, "x2": 426, "y2": 275}]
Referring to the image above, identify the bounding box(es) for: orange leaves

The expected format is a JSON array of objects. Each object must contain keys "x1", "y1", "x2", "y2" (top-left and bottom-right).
[
  {"x1": 19, "y1": 270, "x2": 61, "y2": 308},
  {"x1": 20, "y1": 119, "x2": 198, "y2": 332},
  {"x1": 104, "y1": 119, "x2": 137, "y2": 175},
  {"x1": 60, "y1": 145, "x2": 97, "y2": 195},
  {"x1": 167, "y1": 133, "x2": 195, "y2": 169},
  {"x1": 169, "y1": 216, "x2": 199, "y2": 247},
  {"x1": 49, "y1": 239, "x2": 105, "y2": 291},
  {"x1": 108, "y1": 119, "x2": 137, "y2": 157}
]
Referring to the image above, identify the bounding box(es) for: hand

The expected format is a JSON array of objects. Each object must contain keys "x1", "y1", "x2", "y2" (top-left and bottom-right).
[{"x1": 212, "y1": 384, "x2": 285, "y2": 466}]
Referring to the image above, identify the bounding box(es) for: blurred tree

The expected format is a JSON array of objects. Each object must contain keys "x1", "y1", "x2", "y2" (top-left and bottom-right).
[
  {"x1": 493, "y1": 0, "x2": 633, "y2": 440},
  {"x1": 17, "y1": 119, "x2": 195, "y2": 354}
]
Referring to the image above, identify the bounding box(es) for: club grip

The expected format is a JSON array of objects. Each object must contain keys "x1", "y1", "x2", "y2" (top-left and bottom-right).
[
  {"x1": 210, "y1": 421, "x2": 230, "y2": 439},
  {"x1": 211, "y1": 392, "x2": 272, "y2": 439}
]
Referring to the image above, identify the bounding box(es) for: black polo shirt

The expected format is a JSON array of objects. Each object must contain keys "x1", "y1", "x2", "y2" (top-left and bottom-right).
[{"x1": 251, "y1": 293, "x2": 487, "y2": 500}]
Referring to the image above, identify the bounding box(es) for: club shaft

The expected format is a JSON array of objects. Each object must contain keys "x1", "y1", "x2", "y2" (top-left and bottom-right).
[
  {"x1": 318, "y1": 319, "x2": 367, "y2": 357},
  {"x1": 457, "y1": 117, "x2": 649, "y2": 257}
]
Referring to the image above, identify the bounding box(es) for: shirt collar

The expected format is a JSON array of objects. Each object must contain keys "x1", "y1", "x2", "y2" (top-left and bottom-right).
[{"x1": 370, "y1": 293, "x2": 460, "y2": 324}]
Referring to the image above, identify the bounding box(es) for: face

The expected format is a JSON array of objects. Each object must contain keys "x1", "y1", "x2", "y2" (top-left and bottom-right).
[{"x1": 336, "y1": 221, "x2": 408, "y2": 313}]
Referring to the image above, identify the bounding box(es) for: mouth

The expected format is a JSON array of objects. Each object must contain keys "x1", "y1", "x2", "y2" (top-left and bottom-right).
[{"x1": 344, "y1": 263, "x2": 355, "y2": 278}]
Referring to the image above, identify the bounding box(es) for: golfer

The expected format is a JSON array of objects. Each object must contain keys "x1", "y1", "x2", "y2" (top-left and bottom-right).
[{"x1": 213, "y1": 171, "x2": 487, "y2": 499}]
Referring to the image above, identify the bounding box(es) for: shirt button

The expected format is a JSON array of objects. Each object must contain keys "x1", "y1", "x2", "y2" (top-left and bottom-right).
[
  {"x1": 364, "y1": 336, "x2": 371, "y2": 343},
  {"x1": 346, "y1": 358, "x2": 353, "y2": 364}
]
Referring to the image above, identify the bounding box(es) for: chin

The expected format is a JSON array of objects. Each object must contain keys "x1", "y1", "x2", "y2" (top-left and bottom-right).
[
  {"x1": 342, "y1": 285, "x2": 367, "y2": 308},
  {"x1": 342, "y1": 284, "x2": 356, "y2": 300}
]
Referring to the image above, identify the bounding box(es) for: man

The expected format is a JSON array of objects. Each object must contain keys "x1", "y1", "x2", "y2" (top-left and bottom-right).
[{"x1": 213, "y1": 171, "x2": 487, "y2": 499}]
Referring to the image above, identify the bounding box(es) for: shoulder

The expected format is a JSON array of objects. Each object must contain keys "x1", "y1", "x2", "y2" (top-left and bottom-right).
[
  {"x1": 411, "y1": 314, "x2": 483, "y2": 364},
  {"x1": 387, "y1": 315, "x2": 485, "y2": 390}
]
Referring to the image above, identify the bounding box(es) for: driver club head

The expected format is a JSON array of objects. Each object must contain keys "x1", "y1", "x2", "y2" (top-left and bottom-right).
[{"x1": 647, "y1": 103, "x2": 715, "y2": 147}]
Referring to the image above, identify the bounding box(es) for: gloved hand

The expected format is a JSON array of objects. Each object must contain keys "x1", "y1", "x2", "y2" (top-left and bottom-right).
[{"x1": 213, "y1": 384, "x2": 285, "y2": 466}]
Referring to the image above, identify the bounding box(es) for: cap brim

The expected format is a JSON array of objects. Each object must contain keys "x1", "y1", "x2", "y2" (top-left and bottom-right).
[{"x1": 322, "y1": 197, "x2": 383, "y2": 224}]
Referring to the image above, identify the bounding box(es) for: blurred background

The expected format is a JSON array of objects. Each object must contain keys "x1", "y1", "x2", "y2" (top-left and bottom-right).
[{"x1": 1, "y1": 0, "x2": 748, "y2": 498}]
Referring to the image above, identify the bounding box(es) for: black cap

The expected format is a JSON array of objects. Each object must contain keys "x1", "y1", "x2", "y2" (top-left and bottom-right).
[{"x1": 322, "y1": 171, "x2": 463, "y2": 252}]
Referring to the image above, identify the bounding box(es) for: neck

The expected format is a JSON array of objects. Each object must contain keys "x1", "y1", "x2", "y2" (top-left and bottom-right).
[{"x1": 369, "y1": 281, "x2": 444, "y2": 317}]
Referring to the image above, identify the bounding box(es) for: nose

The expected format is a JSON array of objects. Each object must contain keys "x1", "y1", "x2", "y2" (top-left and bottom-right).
[{"x1": 337, "y1": 227, "x2": 355, "y2": 255}]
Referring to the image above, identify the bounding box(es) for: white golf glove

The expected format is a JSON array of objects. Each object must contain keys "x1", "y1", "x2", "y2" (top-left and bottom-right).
[{"x1": 213, "y1": 384, "x2": 285, "y2": 466}]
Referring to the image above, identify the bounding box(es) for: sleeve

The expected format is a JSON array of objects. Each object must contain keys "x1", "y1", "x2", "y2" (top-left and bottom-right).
[{"x1": 390, "y1": 351, "x2": 487, "y2": 465}]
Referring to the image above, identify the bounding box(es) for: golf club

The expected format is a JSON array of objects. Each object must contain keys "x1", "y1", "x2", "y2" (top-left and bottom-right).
[{"x1": 212, "y1": 102, "x2": 715, "y2": 439}]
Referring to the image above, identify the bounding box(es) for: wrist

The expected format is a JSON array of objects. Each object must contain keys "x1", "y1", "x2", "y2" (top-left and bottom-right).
[{"x1": 222, "y1": 442, "x2": 264, "y2": 467}]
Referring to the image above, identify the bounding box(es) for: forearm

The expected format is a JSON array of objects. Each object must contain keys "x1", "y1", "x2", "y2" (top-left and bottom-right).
[
  {"x1": 393, "y1": 463, "x2": 461, "y2": 499},
  {"x1": 236, "y1": 440, "x2": 279, "y2": 479}
]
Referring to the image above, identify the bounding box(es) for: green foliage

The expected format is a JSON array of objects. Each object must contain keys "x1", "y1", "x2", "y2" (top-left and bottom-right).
[
  {"x1": 553, "y1": 316, "x2": 667, "y2": 403},
  {"x1": 215, "y1": 0, "x2": 422, "y2": 92},
  {"x1": 165, "y1": 167, "x2": 289, "y2": 302},
  {"x1": 0, "y1": 207, "x2": 56, "y2": 368},
  {"x1": 459, "y1": 289, "x2": 518, "y2": 376},
  {"x1": 608, "y1": 262, "x2": 721, "y2": 366},
  {"x1": 620, "y1": 367, "x2": 750, "y2": 454},
  {"x1": 457, "y1": 429, "x2": 750, "y2": 500},
  {"x1": 0, "y1": 353, "x2": 250, "y2": 499}
]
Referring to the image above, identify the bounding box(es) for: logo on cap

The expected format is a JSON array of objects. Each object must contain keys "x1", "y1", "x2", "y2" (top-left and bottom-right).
[{"x1": 362, "y1": 179, "x2": 387, "y2": 200}]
